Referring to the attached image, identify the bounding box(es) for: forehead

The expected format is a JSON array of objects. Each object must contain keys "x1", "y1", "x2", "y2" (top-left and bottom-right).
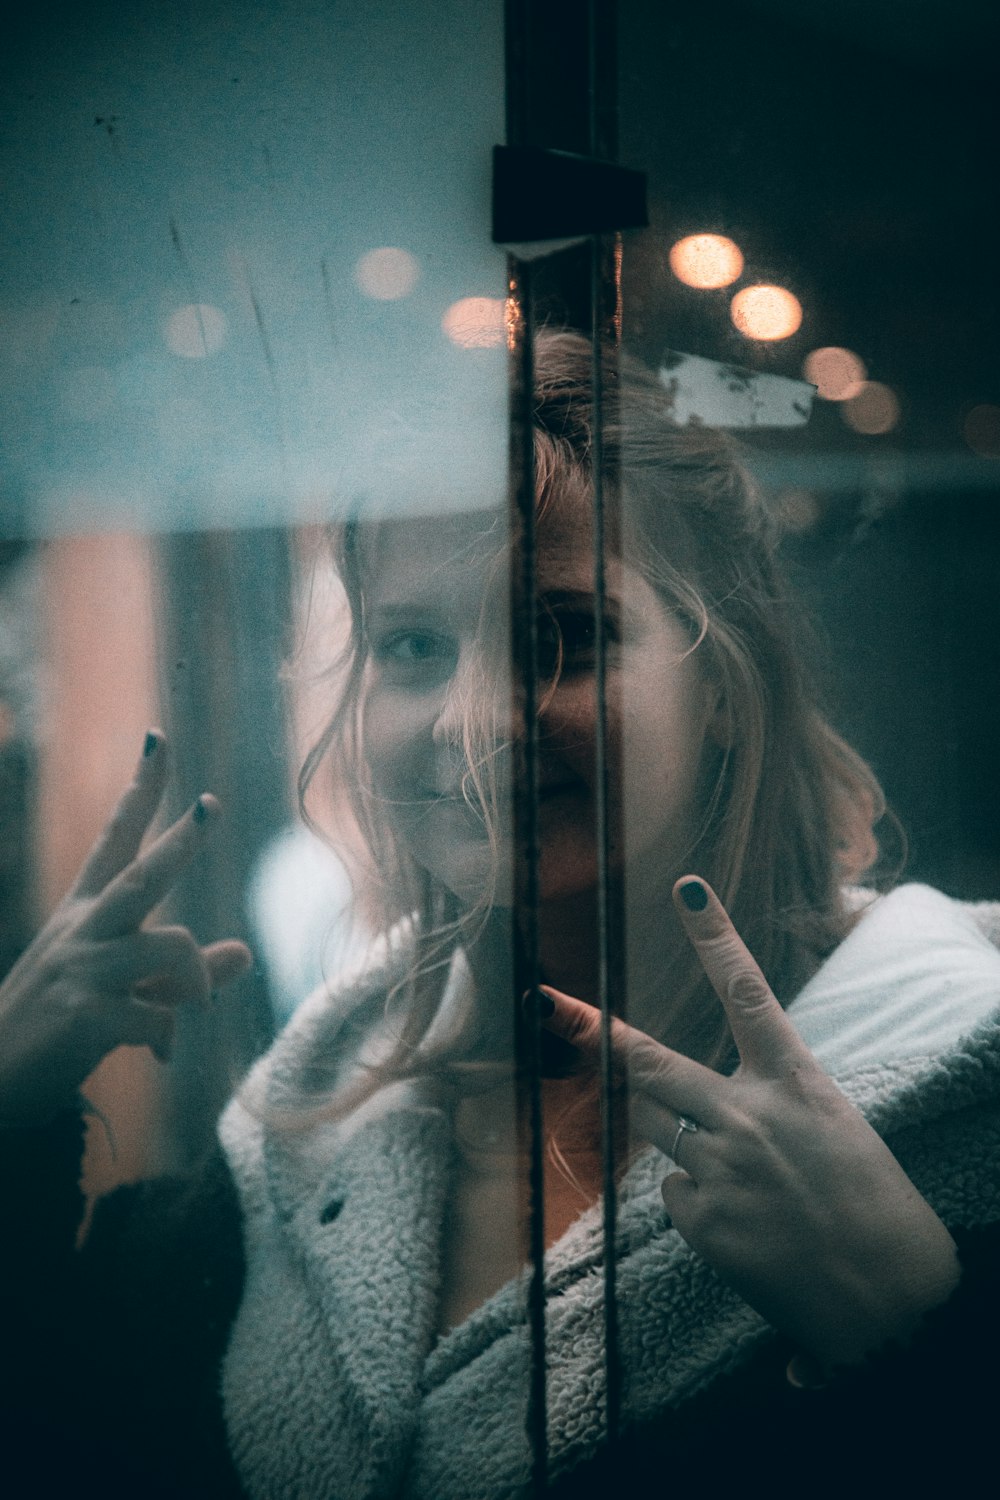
[
  {"x1": 359, "y1": 494, "x2": 606, "y2": 604},
  {"x1": 360, "y1": 510, "x2": 507, "y2": 611}
]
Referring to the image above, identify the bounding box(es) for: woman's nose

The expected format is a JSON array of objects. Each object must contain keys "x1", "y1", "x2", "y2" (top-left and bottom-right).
[{"x1": 430, "y1": 651, "x2": 522, "y2": 792}]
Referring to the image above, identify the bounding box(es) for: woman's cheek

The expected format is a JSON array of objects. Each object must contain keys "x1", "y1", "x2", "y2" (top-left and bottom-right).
[
  {"x1": 364, "y1": 687, "x2": 441, "y2": 797},
  {"x1": 361, "y1": 689, "x2": 407, "y2": 795}
]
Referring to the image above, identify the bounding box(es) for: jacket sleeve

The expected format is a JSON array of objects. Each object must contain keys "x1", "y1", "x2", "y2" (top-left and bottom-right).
[
  {"x1": 552, "y1": 1220, "x2": 1000, "y2": 1495},
  {"x1": 0, "y1": 1108, "x2": 247, "y2": 1498}
]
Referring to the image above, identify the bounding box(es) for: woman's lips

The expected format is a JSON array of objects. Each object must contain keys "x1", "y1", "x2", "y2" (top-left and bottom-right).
[{"x1": 418, "y1": 779, "x2": 580, "y2": 808}]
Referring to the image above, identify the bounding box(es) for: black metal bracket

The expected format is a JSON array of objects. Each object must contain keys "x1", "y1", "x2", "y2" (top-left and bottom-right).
[{"x1": 492, "y1": 145, "x2": 647, "y2": 245}]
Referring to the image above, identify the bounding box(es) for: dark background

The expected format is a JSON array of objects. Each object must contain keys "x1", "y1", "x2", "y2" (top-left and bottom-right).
[{"x1": 525, "y1": 0, "x2": 999, "y2": 898}]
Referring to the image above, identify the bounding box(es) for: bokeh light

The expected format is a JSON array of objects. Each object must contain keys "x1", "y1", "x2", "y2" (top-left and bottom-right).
[
  {"x1": 730, "y1": 285, "x2": 802, "y2": 341},
  {"x1": 963, "y1": 404, "x2": 1000, "y2": 459},
  {"x1": 841, "y1": 381, "x2": 901, "y2": 435},
  {"x1": 773, "y1": 488, "x2": 820, "y2": 534},
  {"x1": 803, "y1": 346, "x2": 867, "y2": 401},
  {"x1": 668, "y1": 234, "x2": 744, "y2": 289},
  {"x1": 354, "y1": 247, "x2": 421, "y2": 301},
  {"x1": 164, "y1": 304, "x2": 227, "y2": 358},
  {"x1": 441, "y1": 296, "x2": 506, "y2": 348}
]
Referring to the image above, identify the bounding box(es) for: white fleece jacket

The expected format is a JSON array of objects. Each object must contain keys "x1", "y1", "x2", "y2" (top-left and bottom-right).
[{"x1": 218, "y1": 885, "x2": 1000, "y2": 1500}]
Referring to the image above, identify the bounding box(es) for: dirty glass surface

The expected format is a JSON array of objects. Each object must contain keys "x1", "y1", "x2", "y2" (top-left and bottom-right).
[{"x1": 1, "y1": 0, "x2": 509, "y2": 1187}]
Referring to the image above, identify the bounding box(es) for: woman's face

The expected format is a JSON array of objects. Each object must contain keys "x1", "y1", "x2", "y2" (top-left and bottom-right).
[{"x1": 360, "y1": 494, "x2": 720, "y2": 906}]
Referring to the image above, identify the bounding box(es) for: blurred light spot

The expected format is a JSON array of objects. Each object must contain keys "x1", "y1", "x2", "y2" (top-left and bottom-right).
[
  {"x1": 963, "y1": 404, "x2": 1000, "y2": 459},
  {"x1": 669, "y1": 234, "x2": 744, "y2": 289},
  {"x1": 774, "y1": 488, "x2": 820, "y2": 533},
  {"x1": 803, "y1": 346, "x2": 867, "y2": 402},
  {"x1": 442, "y1": 297, "x2": 506, "y2": 348},
  {"x1": 354, "y1": 247, "x2": 420, "y2": 301},
  {"x1": 60, "y1": 366, "x2": 116, "y2": 421},
  {"x1": 730, "y1": 285, "x2": 802, "y2": 341},
  {"x1": 164, "y1": 304, "x2": 227, "y2": 358},
  {"x1": 842, "y1": 381, "x2": 900, "y2": 435}
]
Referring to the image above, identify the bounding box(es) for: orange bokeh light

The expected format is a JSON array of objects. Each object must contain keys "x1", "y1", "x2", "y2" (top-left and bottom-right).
[
  {"x1": 803, "y1": 346, "x2": 867, "y2": 402},
  {"x1": 841, "y1": 382, "x2": 900, "y2": 435},
  {"x1": 730, "y1": 285, "x2": 802, "y2": 341},
  {"x1": 669, "y1": 234, "x2": 744, "y2": 289}
]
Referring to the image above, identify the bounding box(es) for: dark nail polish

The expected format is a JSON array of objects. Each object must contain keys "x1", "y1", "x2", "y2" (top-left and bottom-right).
[
  {"x1": 143, "y1": 731, "x2": 159, "y2": 758},
  {"x1": 679, "y1": 879, "x2": 708, "y2": 912},
  {"x1": 192, "y1": 796, "x2": 208, "y2": 824},
  {"x1": 786, "y1": 1353, "x2": 828, "y2": 1391},
  {"x1": 521, "y1": 987, "x2": 555, "y2": 1019}
]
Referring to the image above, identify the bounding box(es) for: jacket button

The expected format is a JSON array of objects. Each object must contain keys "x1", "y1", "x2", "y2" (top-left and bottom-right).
[{"x1": 320, "y1": 1197, "x2": 344, "y2": 1225}]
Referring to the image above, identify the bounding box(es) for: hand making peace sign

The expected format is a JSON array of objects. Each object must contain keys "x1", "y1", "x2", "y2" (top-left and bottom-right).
[
  {"x1": 0, "y1": 732, "x2": 252, "y2": 1126},
  {"x1": 538, "y1": 877, "x2": 961, "y2": 1371}
]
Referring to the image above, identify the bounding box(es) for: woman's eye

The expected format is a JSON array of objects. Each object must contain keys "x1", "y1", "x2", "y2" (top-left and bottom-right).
[
  {"x1": 538, "y1": 610, "x2": 617, "y2": 675},
  {"x1": 371, "y1": 629, "x2": 457, "y2": 681}
]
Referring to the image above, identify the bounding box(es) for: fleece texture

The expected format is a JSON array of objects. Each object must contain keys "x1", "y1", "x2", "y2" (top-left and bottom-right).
[{"x1": 219, "y1": 885, "x2": 1000, "y2": 1499}]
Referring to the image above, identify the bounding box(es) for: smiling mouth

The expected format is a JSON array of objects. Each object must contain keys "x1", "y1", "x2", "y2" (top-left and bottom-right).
[{"x1": 419, "y1": 781, "x2": 579, "y2": 809}]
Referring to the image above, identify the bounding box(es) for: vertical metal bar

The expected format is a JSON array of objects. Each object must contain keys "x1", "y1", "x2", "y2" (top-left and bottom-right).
[
  {"x1": 589, "y1": 0, "x2": 623, "y2": 1454},
  {"x1": 504, "y1": 5, "x2": 548, "y2": 1488},
  {"x1": 507, "y1": 254, "x2": 548, "y2": 1495},
  {"x1": 590, "y1": 244, "x2": 622, "y2": 1453}
]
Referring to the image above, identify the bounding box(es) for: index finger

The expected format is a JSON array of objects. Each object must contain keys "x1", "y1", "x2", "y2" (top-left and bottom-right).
[
  {"x1": 84, "y1": 794, "x2": 221, "y2": 939},
  {"x1": 71, "y1": 731, "x2": 169, "y2": 898},
  {"x1": 535, "y1": 984, "x2": 727, "y2": 1126},
  {"x1": 672, "y1": 876, "x2": 813, "y2": 1074}
]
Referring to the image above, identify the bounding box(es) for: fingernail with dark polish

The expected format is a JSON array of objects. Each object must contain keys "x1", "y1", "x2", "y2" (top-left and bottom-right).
[
  {"x1": 192, "y1": 795, "x2": 208, "y2": 824},
  {"x1": 522, "y1": 987, "x2": 555, "y2": 1019},
  {"x1": 143, "y1": 731, "x2": 159, "y2": 758},
  {"x1": 679, "y1": 879, "x2": 708, "y2": 912}
]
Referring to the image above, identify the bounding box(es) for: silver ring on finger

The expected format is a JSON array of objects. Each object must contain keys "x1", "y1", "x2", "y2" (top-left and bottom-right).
[{"x1": 670, "y1": 1115, "x2": 699, "y2": 1164}]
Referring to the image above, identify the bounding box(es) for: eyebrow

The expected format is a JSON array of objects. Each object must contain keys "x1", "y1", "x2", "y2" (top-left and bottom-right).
[
  {"x1": 365, "y1": 600, "x2": 452, "y2": 623},
  {"x1": 538, "y1": 588, "x2": 625, "y2": 617}
]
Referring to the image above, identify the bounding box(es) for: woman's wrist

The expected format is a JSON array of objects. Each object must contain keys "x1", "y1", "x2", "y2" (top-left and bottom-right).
[{"x1": 784, "y1": 1219, "x2": 999, "y2": 1384}]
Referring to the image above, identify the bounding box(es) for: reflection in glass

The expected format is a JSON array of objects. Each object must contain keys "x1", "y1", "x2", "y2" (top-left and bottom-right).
[
  {"x1": 353, "y1": 247, "x2": 422, "y2": 301},
  {"x1": 441, "y1": 296, "x2": 508, "y2": 348}
]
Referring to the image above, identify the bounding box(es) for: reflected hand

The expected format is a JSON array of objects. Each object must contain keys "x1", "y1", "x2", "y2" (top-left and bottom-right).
[
  {"x1": 537, "y1": 876, "x2": 960, "y2": 1369},
  {"x1": 0, "y1": 732, "x2": 252, "y2": 1125}
]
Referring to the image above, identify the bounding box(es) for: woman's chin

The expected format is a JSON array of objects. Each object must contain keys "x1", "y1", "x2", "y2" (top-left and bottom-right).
[
  {"x1": 427, "y1": 845, "x2": 600, "y2": 912},
  {"x1": 410, "y1": 795, "x2": 607, "y2": 910}
]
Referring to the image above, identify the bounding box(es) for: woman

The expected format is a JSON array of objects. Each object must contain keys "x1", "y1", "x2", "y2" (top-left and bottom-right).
[{"x1": 2, "y1": 333, "x2": 999, "y2": 1496}]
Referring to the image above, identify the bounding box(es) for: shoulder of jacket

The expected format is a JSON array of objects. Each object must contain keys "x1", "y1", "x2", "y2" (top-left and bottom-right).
[{"x1": 218, "y1": 932, "x2": 416, "y2": 1183}]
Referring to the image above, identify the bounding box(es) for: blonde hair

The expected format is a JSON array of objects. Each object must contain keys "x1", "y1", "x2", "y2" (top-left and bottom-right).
[{"x1": 294, "y1": 330, "x2": 890, "y2": 1110}]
